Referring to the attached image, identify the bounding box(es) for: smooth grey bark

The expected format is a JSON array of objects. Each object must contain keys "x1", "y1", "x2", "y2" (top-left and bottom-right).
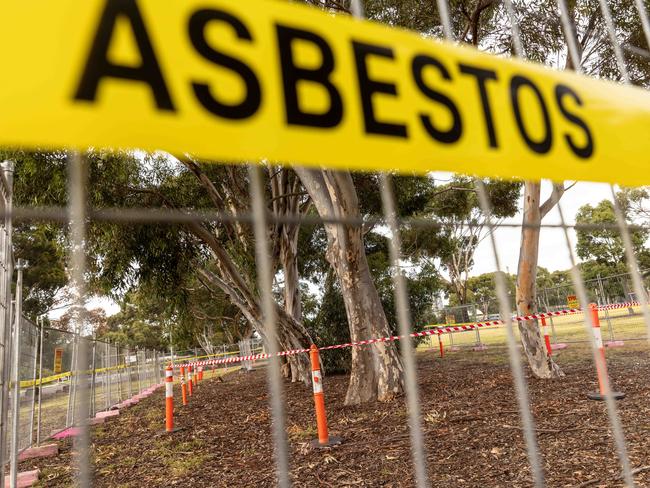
[
  {"x1": 269, "y1": 168, "x2": 309, "y2": 380},
  {"x1": 177, "y1": 159, "x2": 312, "y2": 383},
  {"x1": 516, "y1": 181, "x2": 565, "y2": 379},
  {"x1": 295, "y1": 168, "x2": 404, "y2": 404}
]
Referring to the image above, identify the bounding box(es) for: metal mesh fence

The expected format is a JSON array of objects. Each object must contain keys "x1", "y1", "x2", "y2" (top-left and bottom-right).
[
  {"x1": 1, "y1": 317, "x2": 248, "y2": 475},
  {"x1": 1, "y1": 0, "x2": 650, "y2": 486},
  {"x1": 4, "y1": 317, "x2": 38, "y2": 460},
  {"x1": 37, "y1": 327, "x2": 74, "y2": 441}
]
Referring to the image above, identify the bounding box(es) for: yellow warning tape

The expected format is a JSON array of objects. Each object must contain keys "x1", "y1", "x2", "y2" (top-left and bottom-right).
[
  {"x1": 19, "y1": 349, "x2": 258, "y2": 388},
  {"x1": 19, "y1": 363, "x2": 129, "y2": 388},
  {"x1": 1, "y1": 0, "x2": 649, "y2": 185}
]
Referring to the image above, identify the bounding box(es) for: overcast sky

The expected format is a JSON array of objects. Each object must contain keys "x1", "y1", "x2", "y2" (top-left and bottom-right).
[{"x1": 471, "y1": 179, "x2": 615, "y2": 276}]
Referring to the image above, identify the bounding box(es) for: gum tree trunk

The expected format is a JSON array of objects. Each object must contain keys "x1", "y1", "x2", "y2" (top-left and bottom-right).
[
  {"x1": 516, "y1": 181, "x2": 565, "y2": 379},
  {"x1": 295, "y1": 168, "x2": 404, "y2": 404}
]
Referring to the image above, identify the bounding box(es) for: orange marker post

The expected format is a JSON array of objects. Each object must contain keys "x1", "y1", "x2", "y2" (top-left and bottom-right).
[
  {"x1": 188, "y1": 365, "x2": 194, "y2": 397},
  {"x1": 438, "y1": 333, "x2": 444, "y2": 358},
  {"x1": 165, "y1": 365, "x2": 175, "y2": 432},
  {"x1": 180, "y1": 365, "x2": 188, "y2": 406},
  {"x1": 309, "y1": 345, "x2": 342, "y2": 448},
  {"x1": 541, "y1": 317, "x2": 552, "y2": 356},
  {"x1": 587, "y1": 304, "x2": 625, "y2": 401},
  {"x1": 198, "y1": 366, "x2": 203, "y2": 381}
]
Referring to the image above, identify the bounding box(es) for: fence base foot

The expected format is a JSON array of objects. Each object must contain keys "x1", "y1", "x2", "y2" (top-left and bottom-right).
[
  {"x1": 17, "y1": 444, "x2": 58, "y2": 463},
  {"x1": 4, "y1": 469, "x2": 40, "y2": 488},
  {"x1": 605, "y1": 340, "x2": 625, "y2": 348},
  {"x1": 551, "y1": 343, "x2": 568, "y2": 351},
  {"x1": 587, "y1": 391, "x2": 625, "y2": 401},
  {"x1": 52, "y1": 427, "x2": 81, "y2": 440},
  {"x1": 310, "y1": 436, "x2": 343, "y2": 449},
  {"x1": 447, "y1": 346, "x2": 460, "y2": 352},
  {"x1": 472, "y1": 344, "x2": 488, "y2": 352}
]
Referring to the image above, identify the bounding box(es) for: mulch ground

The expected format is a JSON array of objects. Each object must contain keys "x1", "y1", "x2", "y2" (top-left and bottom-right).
[{"x1": 19, "y1": 345, "x2": 650, "y2": 487}]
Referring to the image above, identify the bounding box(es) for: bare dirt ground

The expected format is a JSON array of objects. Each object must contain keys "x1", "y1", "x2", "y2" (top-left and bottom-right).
[{"x1": 19, "y1": 344, "x2": 650, "y2": 487}]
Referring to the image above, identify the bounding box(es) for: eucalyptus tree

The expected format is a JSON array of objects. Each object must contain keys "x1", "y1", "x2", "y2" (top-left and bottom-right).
[{"x1": 6, "y1": 149, "x2": 315, "y2": 382}]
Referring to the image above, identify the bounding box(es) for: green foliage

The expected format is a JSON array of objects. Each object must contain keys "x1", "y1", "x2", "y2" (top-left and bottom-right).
[
  {"x1": 406, "y1": 176, "x2": 521, "y2": 305},
  {"x1": 465, "y1": 271, "x2": 516, "y2": 314},
  {"x1": 14, "y1": 223, "x2": 67, "y2": 319},
  {"x1": 576, "y1": 199, "x2": 648, "y2": 267}
]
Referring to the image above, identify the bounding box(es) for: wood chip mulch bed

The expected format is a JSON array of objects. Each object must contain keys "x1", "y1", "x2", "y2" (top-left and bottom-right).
[{"x1": 18, "y1": 345, "x2": 650, "y2": 487}]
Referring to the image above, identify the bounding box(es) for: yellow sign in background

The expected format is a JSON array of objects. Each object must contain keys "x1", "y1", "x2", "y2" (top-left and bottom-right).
[
  {"x1": 1, "y1": 0, "x2": 649, "y2": 184},
  {"x1": 53, "y1": 347, "x2": 64, "y2": 374},
  {"x1": 567, "y1": 295, "x2": 579, "y2": 309}
]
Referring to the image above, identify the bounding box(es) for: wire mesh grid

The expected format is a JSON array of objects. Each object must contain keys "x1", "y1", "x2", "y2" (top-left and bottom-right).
[
  {"x1": 0, "y1": 0, "x2": 649, "y2": 486},
  {"x1": 3, "y1": 317, "x2": 37, "y2": 460}
]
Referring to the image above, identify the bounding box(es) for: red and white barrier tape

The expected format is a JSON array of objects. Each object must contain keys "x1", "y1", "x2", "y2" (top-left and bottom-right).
[{"x1": 179, "y1": 301, "x2": 642, "y2": 368}]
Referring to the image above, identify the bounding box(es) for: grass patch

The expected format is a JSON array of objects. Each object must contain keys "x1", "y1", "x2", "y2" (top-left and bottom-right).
[
  {"x1": 169, "y1": 453, "x2": 210, "y2": 477},
  {"x1": 287, "y1": 423, "x2": 317, "y2": 441}
]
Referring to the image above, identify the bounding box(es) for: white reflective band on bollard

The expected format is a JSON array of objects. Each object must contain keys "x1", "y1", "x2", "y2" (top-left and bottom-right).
[
  {"x1": 312, "y1": 370, "x2": 323, "y2": 395},
  {"x1": 165, "y1": 369, "x2": 173, "y2": 398},
  {"x1": 594, "y1": 327, "x2": 603, "y2": 350}
]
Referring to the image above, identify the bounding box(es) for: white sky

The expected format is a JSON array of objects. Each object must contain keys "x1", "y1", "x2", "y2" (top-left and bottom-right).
[{"x1": 471, "y1": 179, "x2": 614, "y2": 276}]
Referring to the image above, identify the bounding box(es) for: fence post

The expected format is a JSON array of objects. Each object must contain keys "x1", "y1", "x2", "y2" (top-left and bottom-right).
[
  {"x1": 180, "y1": 365, "x2": 188, "y2": 406},
  {"x1": 115, "y1": 344, "x2": 123, "y2": 402},
  {"x1": 89, "y1": 337, "x2": 97, "y2": 416},
  {"x1": 10, "y1": 259, "x2": 27, "y2": 488},
  {"x1": 36, "y1": 318, "x2": 44, "y2": 446},
  {"x1": 0, "y1": 161, "x2": 14, "y2": 488},
  {"x1": 29, "y1": 318, "x2": 39, "y2": 447},
  {"x1": 144, "y1": 349, "x2": 150, "y2": 387},
  {"x1": 66, "y1": 336, "x2": 76, "y2": 426},
  {"x1": 136, "y1": 350, "x2": 142, "y2": 393},
  {"x1": 104, "y1": 341, "x2": 110, "y2": 411},
  {"x1": 153, "y1": 350, "x2": 158, "y2": 384},
  {"x1": 587, "y1": 303, "x2": 625, "y2": 401},
  {"x1": 126, "y1": 347, "x2": 133, "y2": 398},
  {"x1": 309, "y1": 345, "x2": 341, "y2": 448}
]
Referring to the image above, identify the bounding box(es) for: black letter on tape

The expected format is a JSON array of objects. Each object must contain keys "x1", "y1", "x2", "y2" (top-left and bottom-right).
[
  {"x1": 412, "y1": 55, "x2": 462, "y2": 143},
  {"x1": 510, "y1": 75, "x2": 552, "y2": 154},
  {"x1": 276, "y1": 25, "x2": 343, "y2": 128},
  {"x1": 459, "y1": 65, "x2": 498, "y2": 148},
  {"x1": 190, "y1": 10, "x2": 261, "y2": 120},
  {"x1": 74, "y1": 0, "x2": 174, "y2": 111},
  {"x1": 555, "y1": 84, "x2": 594, "y2": 159},
  {"x1": 353, "y1": 41, "x2": 407, "y2": 138}
]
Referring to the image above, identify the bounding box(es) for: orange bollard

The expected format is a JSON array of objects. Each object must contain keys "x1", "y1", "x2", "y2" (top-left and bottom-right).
[
  {"x1": 165, "y1": 365, "x2": 175, "y2": 432},
  {"x1": 438, "y1": 333, "x2": 444, "y2": 358},
  {"x1": 587, "y1": 304, "x2": 625, "y2": 401},
  {"x1": 309, "y1": 345, "x2": 342, "y2": 448},
  {"x1": 188, "y1": 365, "x2": 194, "y2": 397},
  {"x1": 180, "y1": 365, "x2": 188, "y2": 406},
  {"x1": 198, "y1": 366, "x2": 203, "y2": 381},
  {"x1": 541, "y1": 317, "x2": 552, "y2": 356}
]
